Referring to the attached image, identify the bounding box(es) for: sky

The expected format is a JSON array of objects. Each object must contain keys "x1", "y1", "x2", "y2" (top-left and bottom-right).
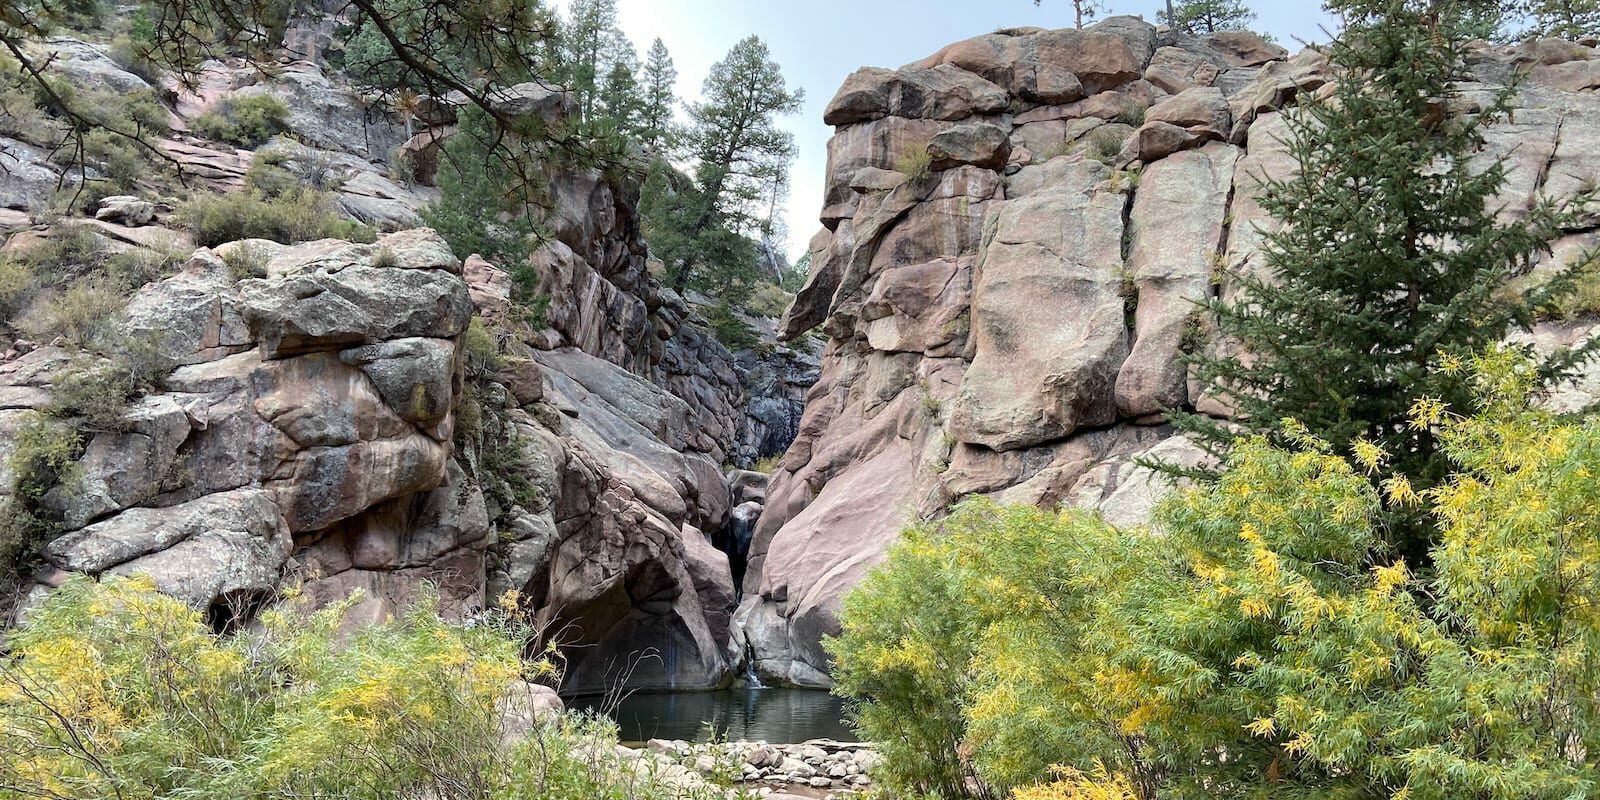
[{"x1": 562, "y1": 0, "x2": 1341, "y2": 262}]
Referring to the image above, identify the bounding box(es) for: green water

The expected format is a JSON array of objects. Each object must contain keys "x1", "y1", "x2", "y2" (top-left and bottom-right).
[{"x1": 568, "y1": 687, "x2": 855, "y2": 744}]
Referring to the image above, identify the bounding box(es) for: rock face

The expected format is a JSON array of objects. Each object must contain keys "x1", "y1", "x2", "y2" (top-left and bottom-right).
[
  {"x1": 4, "y1": 230, "x2": 480, "y2": 622},
  {"x1": 743, "y1": 19, "x2": 1600, "y2": 686},
  {"x1": 0, "y1": 33, "x2": 818, "y2": 696}
]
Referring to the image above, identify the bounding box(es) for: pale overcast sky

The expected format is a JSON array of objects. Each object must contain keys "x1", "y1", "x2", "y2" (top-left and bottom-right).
[{"x1": 558, "y1": 1, "x2": 1339, "y2": 261}]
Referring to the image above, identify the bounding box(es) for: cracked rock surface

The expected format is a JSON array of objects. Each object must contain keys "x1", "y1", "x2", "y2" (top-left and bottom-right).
[{"x1": 742, "y1": 20, "x2": 1600, "y2": 687}]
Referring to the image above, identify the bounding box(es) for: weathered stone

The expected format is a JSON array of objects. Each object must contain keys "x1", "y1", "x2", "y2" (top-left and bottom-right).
[
  {"x1": 1144, "y1": 45, "x2": 1224, "y2": 94},
  {"x1": 1135, "y1": 120, "x2": 1204, "y2": 161},
  {"x1": 948, "y1": 160, "x2": 1127, "y2": 451},
  {"x1": 926, "y1": 122, "x2": 1011, "y2": 170},
  {"x1": 1118, "y1": 143, "x2": 1239, "y2": 417},
  {"x1": 1204, "y1": 30, "x2": 1288, "y2": 67},
  {"x1": 1145, "y1": 87, "x2": 1231, "y2": 140},
  {"x1": 47, "y1": 489, "x2": 291, "y2": 609},
  {"x1": 93, "y1": 195, "x2": 157, "y2": 226},
  {"x1": 824, "y1": 65, "x2": 1009, "y2": 125},
  {"x1": 238, "y1": 256, "x2": 470, "y2": 358},
  {"x1": 28, "y1": 38, "x2": 155, "y2": 94}
]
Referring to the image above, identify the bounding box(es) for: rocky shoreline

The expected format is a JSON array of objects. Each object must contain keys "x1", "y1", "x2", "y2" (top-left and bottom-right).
[{"x1": 640, "y1": 738, "x2": 877, "y2": 796}]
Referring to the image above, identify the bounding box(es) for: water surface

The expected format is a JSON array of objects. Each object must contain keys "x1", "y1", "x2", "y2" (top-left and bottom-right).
[{"x1": 568, "y1": 687, "x2": 855, "y2": 744}]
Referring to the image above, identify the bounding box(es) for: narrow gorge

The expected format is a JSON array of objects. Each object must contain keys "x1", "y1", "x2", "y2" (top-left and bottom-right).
[{"x1": 5, "y1": 4, "x2": 1600, "y2": 711}]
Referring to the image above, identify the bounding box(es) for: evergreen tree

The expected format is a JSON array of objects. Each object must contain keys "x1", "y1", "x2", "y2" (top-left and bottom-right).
[
  {"x1": 639, "y1": 37, "x2": 678, "y2": 153},
  {"x1": 667, "y1": 35, "x2": 802, "y2": 293},
  {"x1": 596, "y1": 46, "x2": 644, "y2": 135},
  {"x1": 562, "y1": 0, "x2": 631, "y2": 122},
  {"x1": 1526, "y1": 0, "x2": 1600, "y2": 38},
  {"x1": 1158, "y1": 0, "x2": 1256, "y2": 34},
  {"x1": 1170, "y1": 0, "x2": 1597, "y2": 559},
  {"x1": 421, "y1": 106, "x2": 537, "y2": 297}
]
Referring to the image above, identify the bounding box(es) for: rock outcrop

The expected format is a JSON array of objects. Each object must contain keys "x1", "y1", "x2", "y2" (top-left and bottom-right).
[
  {"x1": 743, "y1": 20, "x2": 1600, "y2": 685},
  {"x1": 0, "y1": 29, "x2": 817, "y2": 695},
  {"x1": 6, "y1": 230, "x2": 479, "y2": 622}
]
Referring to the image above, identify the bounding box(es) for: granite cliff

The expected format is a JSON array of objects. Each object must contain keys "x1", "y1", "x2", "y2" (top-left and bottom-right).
[{"x1": 738, "y1": 17, "x2": 1600, "y2": 685}]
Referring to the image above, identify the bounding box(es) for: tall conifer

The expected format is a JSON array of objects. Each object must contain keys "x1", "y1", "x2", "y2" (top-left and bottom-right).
[{"x1": 1170, "y1": 0, "x2": 1597, "y2": 558}]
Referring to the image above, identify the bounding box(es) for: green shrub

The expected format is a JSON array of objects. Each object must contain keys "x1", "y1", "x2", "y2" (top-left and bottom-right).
[
  {"x1": 0, "y1": 257, "x2": 37, "y2": 325},
  {"x1": 109, "y1": 33, "x2": 163, "y2": 87},
  {"x1": 193, "y1": 94, "x2": 291, "y2": 147},
  {"x1": 1087, "y1": 129, "x2": 1124, "y2": 164},
  {"x1": 0, "y1": 415, "x2": 82, "y2": 595},
  {"x1": 179, "y1": 188, "x2": 374, "y2": 248},
  {"x1": 16, "y1": 279, "x2": 125, "y2": 350},
  {"x1": 893, "y1": 145, "x2": 933, "y2": 181},
  {"x1": 0, "y1": 575, "x2": 740, "y2": 800},
  {"x1": 1114, "y1": 105, "x2": 1146, "y2": 127},
  {"x1": 832, "y1": 348, "x2": 1600, "y2": 800},
  {"x1": 18, "y1": 223, "x2": 106, "y2": 281},
  {"x1": 462, "y1": 316, "x2": 503, "y2": 379},
  {"x1": 48, "y1": 340, "x2": 170, "y2": 432},
  {"x1": 222, "y1": 243, "x2": 269, "y2": 282},
  {"x1": 745, "y1": 281, "x2": 792, "y2": 319},
  {"x1": 703, "y1": 300, "x2": 759, "y2": 352},
  {"x1": 44, "y1": 88, "x2": 170, "y2": 194},
  {"x1": 104, "y1": 246, "x2": 185, "y2": 289}
]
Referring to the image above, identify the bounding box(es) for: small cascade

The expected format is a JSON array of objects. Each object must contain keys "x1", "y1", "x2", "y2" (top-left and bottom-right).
[{"x1": 743, "y1": 640, "x2": 764, "y2": 688}]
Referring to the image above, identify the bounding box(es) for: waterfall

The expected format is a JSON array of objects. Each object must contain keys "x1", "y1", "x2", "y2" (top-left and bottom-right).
[{"x1": 743, "y1": 640, "x2": 764, "y2": 689}]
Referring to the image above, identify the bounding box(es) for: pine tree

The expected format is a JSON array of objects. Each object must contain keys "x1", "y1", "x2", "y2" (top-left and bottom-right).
[
  {"x1": 562, "y1": 0, "x2": 631, "y2": 121},
  {"x1": 1526, "y1": 0, "x2": 1600, "y2": 38},
  {"x1": 596, "y1": 46, "x2": 644, "y2": 135},
  {"x1": 639, "y1": 38, "x2": 678, "y2": 153},
  {"x1": 1158, "y1": 0, "x2": 1256, "y2": 34},
  {"x1": 421, "y1": 106, "x2": 537, "y2": 296},
  {"x1": 666, "y1": 35, "x2": 802, "y2": 293},
  {"x1": 1169, "y1": 0, "x2": 1597, "y2": 559}
]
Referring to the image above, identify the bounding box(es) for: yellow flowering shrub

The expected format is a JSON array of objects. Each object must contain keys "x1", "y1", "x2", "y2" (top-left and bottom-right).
[
  {"x1": 0, "y1": 576, "x2": 739, "y2": 800},
  {"x1": 832, "y1": 348, "x2": 1600, "y2": 800},
  {"x1": 1012, "y1": 764, "x2": 1139, "y2": 800}
]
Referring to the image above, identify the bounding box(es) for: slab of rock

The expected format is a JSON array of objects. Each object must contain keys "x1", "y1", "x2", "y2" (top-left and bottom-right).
[
  {"x1": 927, "y1": 122, "x2": 1011, "y2": 170},
  {"x1": 29, "y1": 37, "x2": 154, "y2": 94},
  {"x1": 1135, "y1": 120, "x2": 1205, "y2": 162},
  {"x1": 948, "y1": 160, "x2": 1127, "y2": 451},
  {"x1": 93, "y1": 195, "x2": 157, "y2": 226},
  {"x1": 239, "y1": 253, "x2": 470, "y2": 357},
  {"x1": 1144, "y1": 45, "x2": 1224, "y2": 94},
  {"x1": 1146, "y1": 87, "x2": 1232, "y2": 140},
  {"x1": 824, "y1": 65, "x2": 1009, "y2": 125},
  {"x1": 47, "y1": 489, "x2": 291, "y2": 609},
  {"x1": 1203, "y1": 30, "x2": 1288, "y2": 67},
  {"x1": 1117, "y1": 143, "x2": 1239, "y2": 417}
]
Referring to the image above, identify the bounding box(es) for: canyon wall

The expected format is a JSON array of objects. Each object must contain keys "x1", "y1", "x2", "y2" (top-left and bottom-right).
[
  {"x1": 739, "y1": 17, "x2": 1600, "y2": 686},
  {"x1": 0, "y1": 39, "x2": 808, "y2": 693}
]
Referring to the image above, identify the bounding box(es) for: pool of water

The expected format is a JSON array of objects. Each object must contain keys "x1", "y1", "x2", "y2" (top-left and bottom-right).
[{"x1": 567, "y1": 687, "x2": 856, "y2": 744}]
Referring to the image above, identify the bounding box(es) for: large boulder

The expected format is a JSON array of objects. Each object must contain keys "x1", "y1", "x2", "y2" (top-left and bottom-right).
[
  {"x1": 47, "y1": 489, "x2": 291, "y2": 610},
  {"x1": 824, "y1": 65, "x2": 1009, "y2": 125}
]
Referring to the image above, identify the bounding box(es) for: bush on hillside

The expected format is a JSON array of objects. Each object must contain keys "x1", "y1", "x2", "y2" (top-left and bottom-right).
[
  {"x1": 193, "y1": 94, "x2": 291, "y2": 147},
  {"x1": 0, "y1": 575, "x2": 749, "y2": 800},
  {"x1": 0, "y1": 415, "x2": 82, "y2": 599},
  {"x1": 830, "y1": 347, "x2": 1600, "y2": 800},
  {"x1": 179, "y1": 187, "x2": 374, "y2": 248},
  {"x1": 15, "y1": 279, "x2": 126, "y2": 351}
]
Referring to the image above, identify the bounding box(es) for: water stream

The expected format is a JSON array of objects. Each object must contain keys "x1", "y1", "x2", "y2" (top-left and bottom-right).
[{"x1": 567, "y1": 688, "x2": 854, "y2": 744}]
